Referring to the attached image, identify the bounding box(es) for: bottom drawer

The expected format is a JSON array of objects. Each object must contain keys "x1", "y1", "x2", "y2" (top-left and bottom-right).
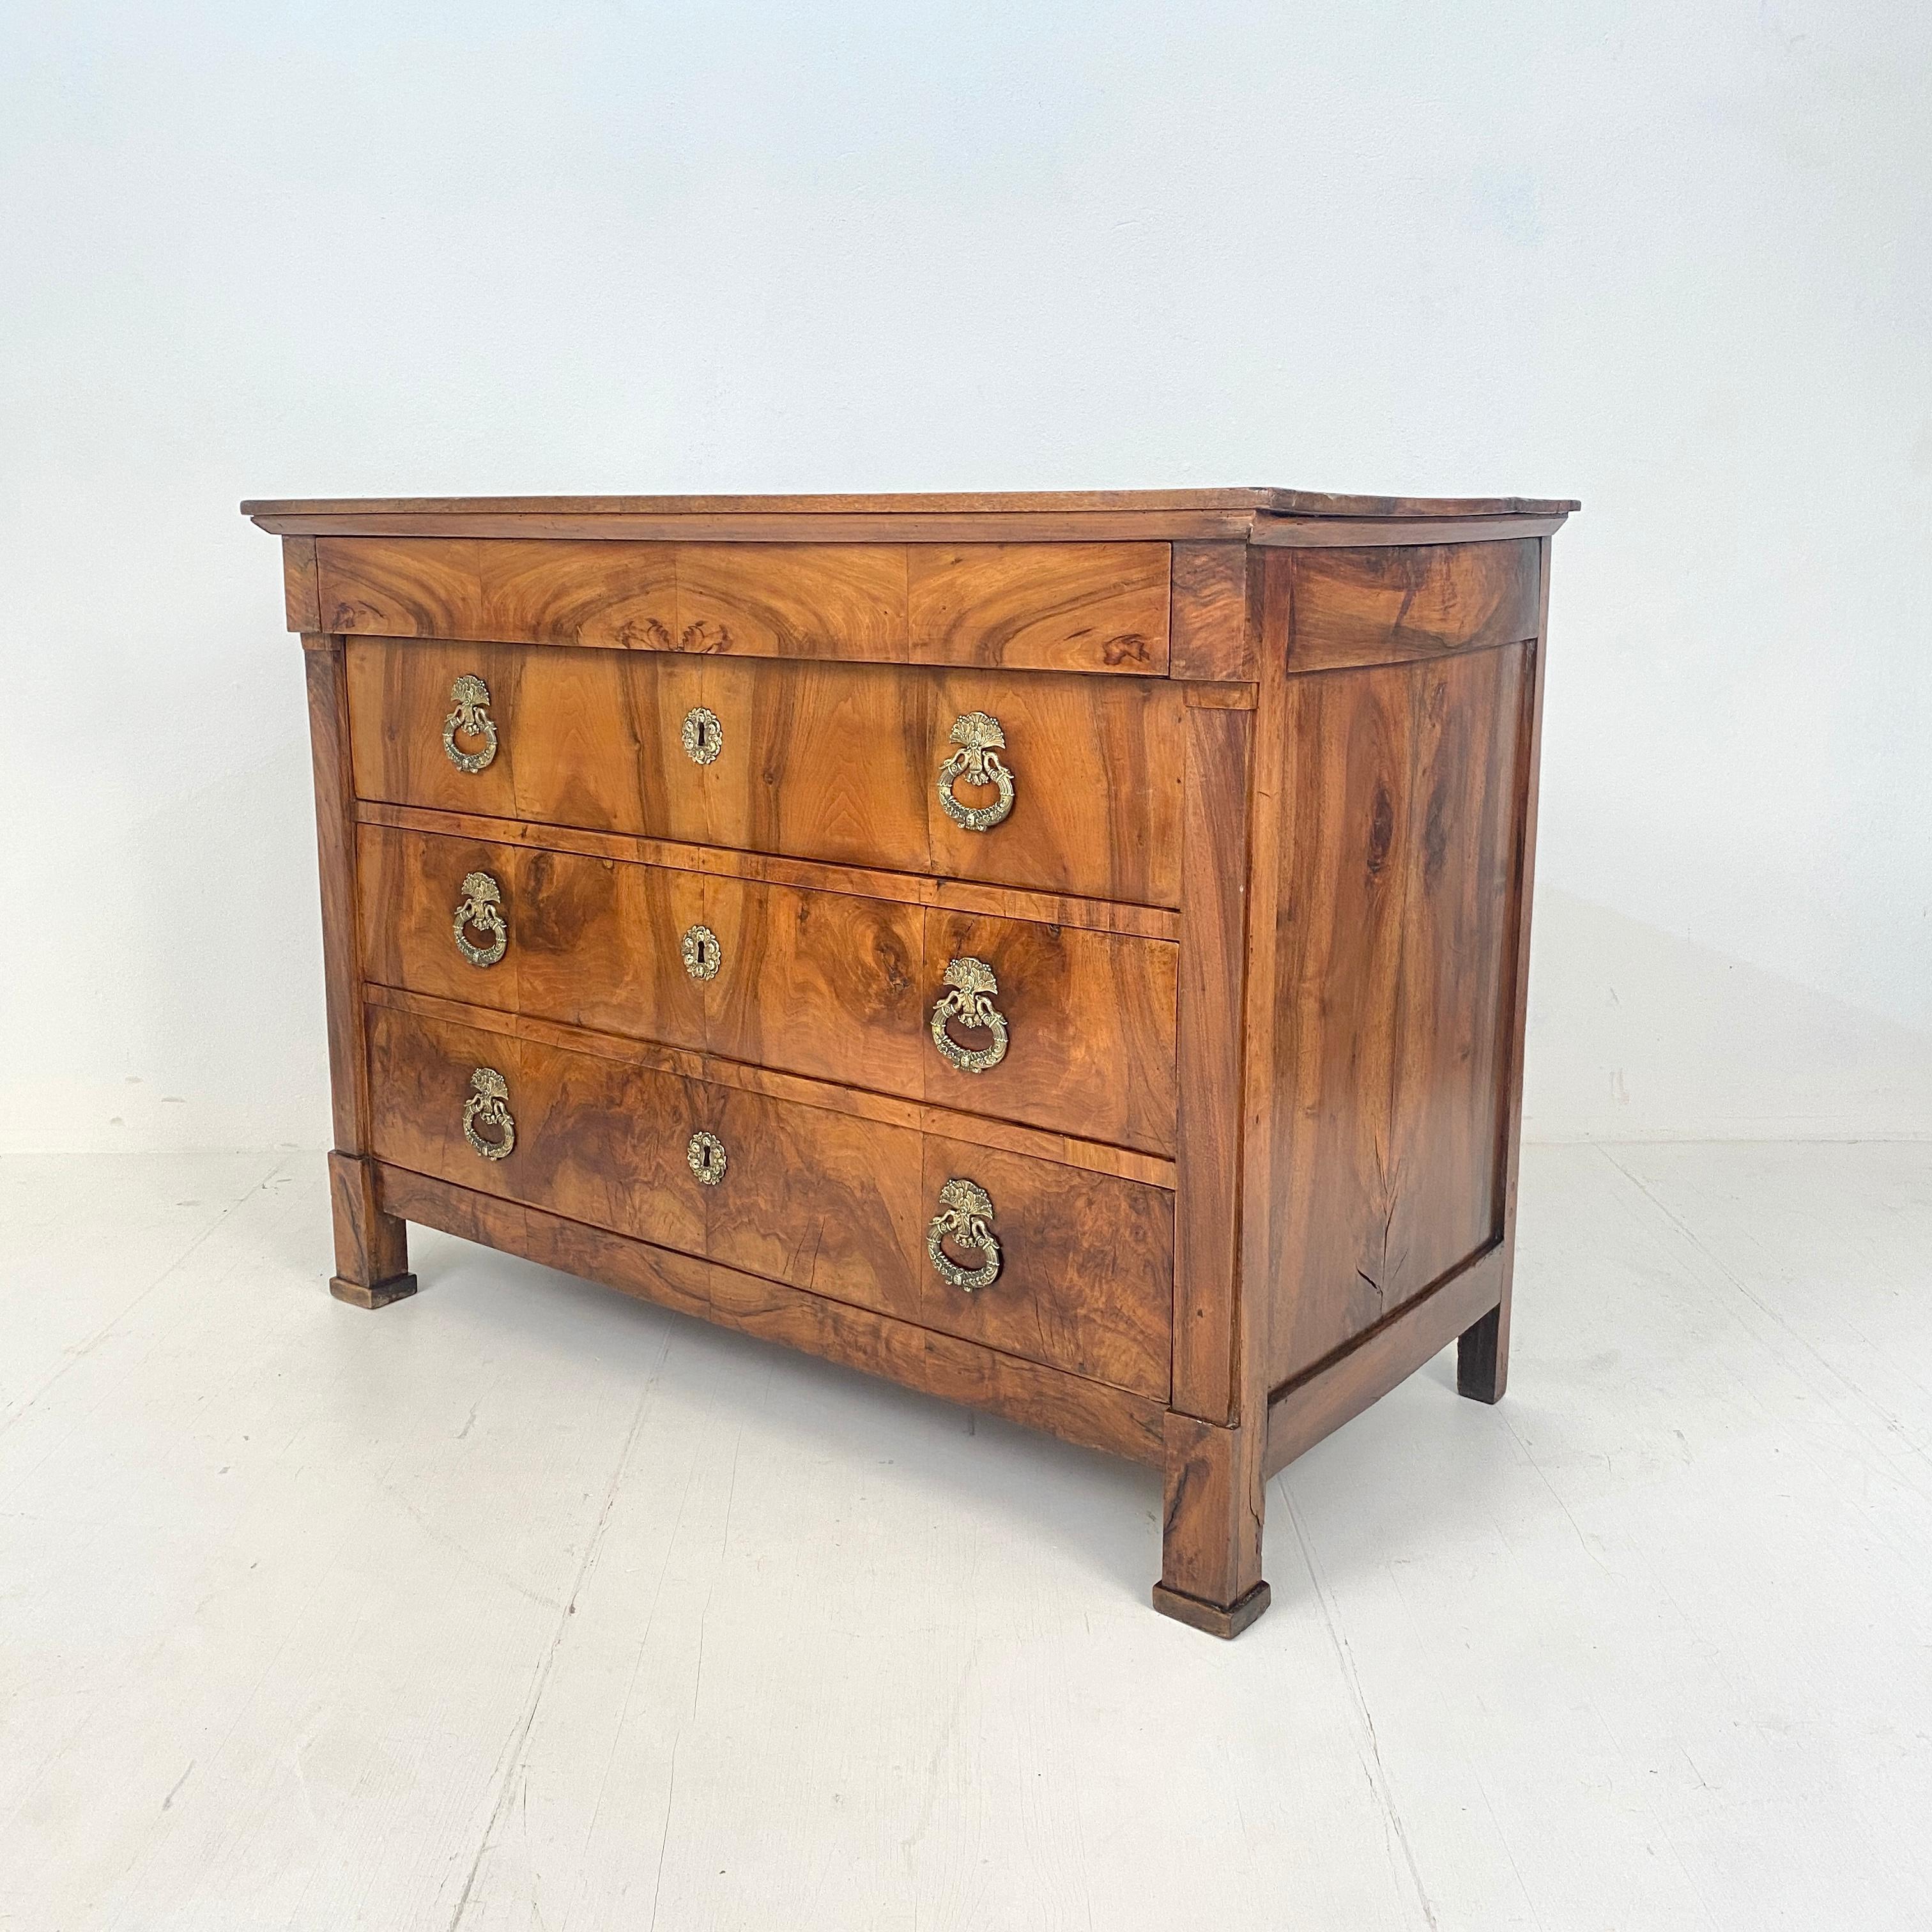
[{"x1": 367, "y1": 1005, "x2": 1173, "y2": 1399}]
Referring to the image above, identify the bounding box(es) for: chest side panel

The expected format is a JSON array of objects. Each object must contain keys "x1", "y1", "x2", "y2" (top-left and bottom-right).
[{"x1": 1248, "y1": 546, "x2": 1538, "y2": 1388}]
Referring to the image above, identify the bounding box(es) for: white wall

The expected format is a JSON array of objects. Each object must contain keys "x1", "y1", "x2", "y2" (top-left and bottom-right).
[{"x1": 3, "y1": 0, "x2": 1928, "y2": 1153}]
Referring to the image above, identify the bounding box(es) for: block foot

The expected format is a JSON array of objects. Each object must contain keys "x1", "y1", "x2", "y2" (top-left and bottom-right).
[
  {"x1": 330, "y1": 1272, "x2": 418, "y2": 1309},
  {"x1": 1151, "y1": 1578, "x2": 1272, "y2": 1639},
  {"x1": 1456, "y1": 1300, "x2": 1509, "y2": 1404}
]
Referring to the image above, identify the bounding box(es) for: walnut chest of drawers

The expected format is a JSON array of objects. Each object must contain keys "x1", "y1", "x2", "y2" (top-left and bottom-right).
[{"x1": 247, "y1": 487, "x2": 1574, "y2": 1637}]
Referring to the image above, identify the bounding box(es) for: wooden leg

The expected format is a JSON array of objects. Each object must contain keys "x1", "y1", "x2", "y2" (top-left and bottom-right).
[
  {"x1": 1457, "y1": 1296, "x2": 1509, "y2": 1404},
  {"x1": 1151, "y1": 1412, "x2": 1271, "y2": 1637},
  {"x1": 327, "y1": 1151, "x2": 417, "y2": 1308}
]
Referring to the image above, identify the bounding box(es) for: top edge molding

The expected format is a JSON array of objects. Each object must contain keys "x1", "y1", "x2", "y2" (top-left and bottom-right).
[{"x1": 242, "y1": 487, "x2": 1581, "y2": 534}]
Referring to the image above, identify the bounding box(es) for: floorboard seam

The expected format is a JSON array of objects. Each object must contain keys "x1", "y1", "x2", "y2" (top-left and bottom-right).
[
  {"x1": 443, "y1": 1336, "x2": 671, "y2": 1929},
  {"x1": 1276, "y1": 1474, "x2": 1441, "y2": 1931}
]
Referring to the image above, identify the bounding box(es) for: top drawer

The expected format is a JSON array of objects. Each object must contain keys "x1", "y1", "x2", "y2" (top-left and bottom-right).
[
  {"x1": 345, "y1": 638, "x2": 1186, "y2": 907},
  {"x1": 317, "y1": 538, "x2": 1171, "y2": 674}
]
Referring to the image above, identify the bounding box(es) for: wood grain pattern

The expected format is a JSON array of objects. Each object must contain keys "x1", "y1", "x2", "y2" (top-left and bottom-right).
[
  {"x1": 676, "y1": 544, "x2": 907, "y2": 660},
  {"x1": 917, "y1": 1132, "x2": 1172, "y2": 1399},
  {"x1": 358, "y1": 823, "x2": 709, "y2": 1045},
  {"x1": 923, "y1": 910, "x2": 1177, "y2": 1157},
  {"x1": 349, "y1": 642, "x2": 1186, "y2": 907},
  {"x1": 358, "y1": 822, "x2": 525, "y2": 1011},
  {"x1": 362, "y1": 982, "x2": 1177, "y2": 1189},
  {"x1": 703, "y1": 1086, "x2": 918, "y2": 1305},
  {"x1": 1153, "y1": 1411, "x2": 1267, "y2": 1630},
  {"x1": 269, "y1": 510, "x2": 1260, "y2": 546},
  {"x1": 344, "y1": 637, "x2": 521, "y2": 820},
  {"x1": 481, "y1": 538, "x2": 677, "y2": 647},
  {"x1": 928, "y1": 669, "x2": 1185, "y2": 907},
  {"x1": 1168, "y1": 543, "x2": 1254, "y2": 682},
  {"x1": 1170, "y1": 703, "x2": 1254, "y2": 1423},
  {"x1": 367, "y1": 1006, "x2": 1172, "y2": 1395},
  {"x1": 906, "y1": 544, "x2": 1169, "y2": 672},
  {"x1": 263, "y1": 486, "x2": 1574, "y2": 1634},
  {"x1": 355, "y1": 801, "x2": 1180, "y2": 939},
  {"x1": 505, "y1": 644, "x2": 652, "y2": 834},
  {"x1": 305, "y1": 635, "x2": 415, "y2": 1303},
  {"x1": 375, "y1": 1163, "x2": 1168, "y2": 1466},
  {"x1": 282, "y1": 537, "x2": 321, "y2": 632},
  {"x1": 518, "y1": 839, "x2": 708, "y2": 1047},
  {"x1": 1461, "y1": 535, "x2": 1554, "y2": 1405},
  {"x1": 305, "y1": 640, "x2": 375, "y2": 1152},
  {"x1": 320, "y1": 537, "x2": 482, "y2": 637},
  {"x1": 1249, "y1": 562, "x2": 1529, "y2": 1388},
  {"x1": 318, "y1": 537, "x2": 1178, "y2": 671},
  {"x1": 705, "y1": 876, "x2": 928, "y2": 1097},
  {"x1": 1250, "y1": 513, "x2": 1567, "y2": 549},
  {"x1": 345, "y1": 638, "x2": 647, "y2": 834},
  {"x1": 694, "y1": 657, "x2": 933, "y2": 873},
  {"x1": 365, "y1": 1004, "x2": 707, "y2": 1254},
  {"x1": 1286, "y1": 539, "x2": 1540, "y2": 671},
  {"x1": 326, "y1": 1148, "x2": 414, "y2": 1307},
  {"x1": 1268, "y1": 1245, "x2": 1503, "y2": 1476}
]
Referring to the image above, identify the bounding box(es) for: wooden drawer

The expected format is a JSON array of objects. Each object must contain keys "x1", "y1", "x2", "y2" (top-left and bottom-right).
[
  {"x1": 345, "y1": 639, "x2": 1185, "y2": 905},
  {"x1": 366, "y1": 1004, "x2": 1173, "y2": 1397},
  {"x1": 357, "y1": 824, "x2": 1178, "y2": 1155},
  {"x1": 318, "y1": 537, "x2": 1171, "y2": 673}
]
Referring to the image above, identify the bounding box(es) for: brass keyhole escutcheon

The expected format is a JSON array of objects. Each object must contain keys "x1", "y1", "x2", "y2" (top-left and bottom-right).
[
  {"x1": 681, "y1": 706, "x2": 723, "y2": 766},
  {"x1": 452, "y1": 871, "x2": 509, "y2": 967},
  {"x1": 463, "y1": 1066, "x2": 516, "y2": 1160},
  {"x1": 682, "y1": 924, "x2": 722, "y2": 981},
  {"x1": 443, "y1": 674, "x2": 499, "y2": 773},
  {"x1": 937, "y1": 712, "x2": 1014, "y2": 832},
  {"x1": 930, "y1": 956, "x2": 1008, "y2": 1073},
  {"x1": 926, "y1": 1176, "x2": 1001, "y2": 1291},
  {"x1": 687, "y1": 1130, "x2": 728, "y2": 1186}
]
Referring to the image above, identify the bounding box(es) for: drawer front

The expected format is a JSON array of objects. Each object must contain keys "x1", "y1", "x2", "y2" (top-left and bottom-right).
[
  {"x1": 921, "y1": 907, "x2": 1177, "y2": 1156},
  {"x1": 357, "y1": 824, "x2": 709, "y2": 1047},
  {"x1": 367, "y1": 1006, "x2": 1173, "y2": 1396},
  {"x1": 344, "y1": 636, "x2": 654, "y2": 832},
  {"x1": 347, "y1": 640, "x2": 1185, "y2": 906},
  {"x1": 319, "y1": 538, "x2": 1170, "y2": 673},
  {"x1": 367, "y1": 1002, "x2": 707, "y2": 1257},
  {"x1": 357, "y1": 825, "x2": 1177, "y2": 1154}
]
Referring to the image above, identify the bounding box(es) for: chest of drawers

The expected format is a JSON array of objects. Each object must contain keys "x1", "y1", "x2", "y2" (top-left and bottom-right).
[{"x1": 248, "y1": 487, "x2": 1574, "y2": 1636}]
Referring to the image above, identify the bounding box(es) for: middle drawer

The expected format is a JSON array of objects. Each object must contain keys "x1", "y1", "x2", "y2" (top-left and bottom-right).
[{"x1": 359, "y1": 823, "x2": 1179, "y2": 1158}]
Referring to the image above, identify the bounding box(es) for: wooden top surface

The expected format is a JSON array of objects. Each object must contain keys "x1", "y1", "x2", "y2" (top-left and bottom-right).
[{"x1": 242, "y1": 487, "x2": 1577, "y2": 542}]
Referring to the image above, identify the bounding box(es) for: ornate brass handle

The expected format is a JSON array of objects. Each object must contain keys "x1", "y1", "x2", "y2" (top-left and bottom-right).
[
  {"x1": 930, "y1": 957, "x2": 1008, "y2": 1073},
  {"x1": 443, "y1": 675, "x2": 499, "y2": 773},
  {"x1": 926, "y1": 1177, "x2": 1001, "y2": 1292},
  {"x1": 937, "y1": 712, "x2": 1014, "y2": 832},
  {"x1": 687, "y1": 1130, "x2": 728, "y2": 1186},
  {"x1": 453, "y1": 871, "x2": 508, "y2": 967},
  {"x1": 681, "y1": 924, "x2": 722, "y2": 981},
  {"x1": 681, "y1": 706, "x2": 723, "y2": 766},
  {"x1": 463, "y1": 1066, "x2": 516, "y2": 1160}
]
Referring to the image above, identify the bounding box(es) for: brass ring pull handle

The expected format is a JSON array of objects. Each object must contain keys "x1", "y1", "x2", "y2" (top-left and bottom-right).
[
  {"x1": 930, "y1": 957, "x2": 1008, "y2": 1074},
  {"x1": 463, "y1": 1066, "x2": 516, "y2": 1160},
  {"x1": 443, "y1": 675, "x2": 499, "y2": 773},
  {"x1": 937, "y1": 712, "x2": 1014, "y2": 832},
  {"x1": 681, "y1": 706, "x2": 723, "y2": 766},
  {"x1": 926, "y1": 1177, "x2": 1001, "y2": 1292},
  {"x1": 453, "y1": 871, "x2": 509, "y2": 967},
  {"x1": 681, "y1": 924, "x2": 722, "y2": 981},
  {"x1": 687, "y1": 1130, "x2": 728, "y2": 1186}
]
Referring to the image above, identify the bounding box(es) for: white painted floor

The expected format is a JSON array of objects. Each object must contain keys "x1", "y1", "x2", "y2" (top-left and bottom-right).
[{"x1": 3, "y1": 1141, "x2": 1928, "y2": 1930}]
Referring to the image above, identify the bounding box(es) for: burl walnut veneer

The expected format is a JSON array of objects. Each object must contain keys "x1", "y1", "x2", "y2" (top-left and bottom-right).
[{"x1": 248, "y1": 487, "x2": 1575, "y2": 1638}]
